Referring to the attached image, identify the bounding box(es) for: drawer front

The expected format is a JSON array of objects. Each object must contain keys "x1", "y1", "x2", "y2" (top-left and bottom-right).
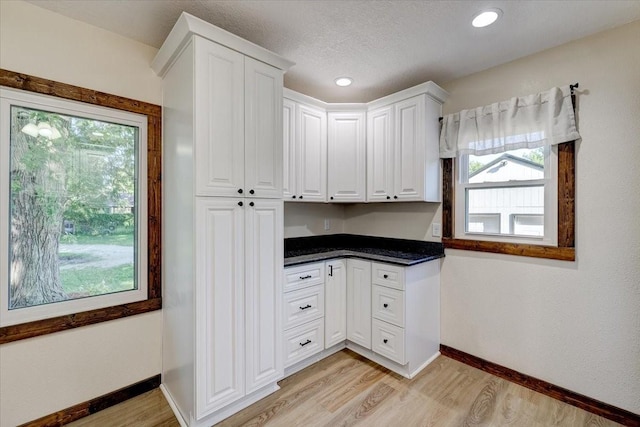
[
  {"x1": 283, "y1": 285, "x2": 325, "y2": 330},
  {"x1": 372, "y1": 285, "x2": 405, "y2": 327},
  {"x1": 372, "y1": 318, "x2": 406, "y2": 365},
  {"x1": 371, "y1": 262, "x2": 404, "y2": 290},
  {"x1": 284, "y1": 262, "x2": 325, "y2": 292},
  {"x1": 284, "y1": 318, "x2": 324, "y2": 367}
]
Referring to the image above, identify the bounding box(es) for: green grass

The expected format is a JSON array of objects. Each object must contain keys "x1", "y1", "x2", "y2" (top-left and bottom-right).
[
  {"x1": 61, "y1": 264, "x2": 135, "y2": 296},
  {"x1": 61, "y1": 233, "x2": 134, "y2": 246}
]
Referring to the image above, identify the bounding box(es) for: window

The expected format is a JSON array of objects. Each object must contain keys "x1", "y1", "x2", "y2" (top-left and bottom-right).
[
  {"x1": 456, "y1": 146, "x2": 557, "y2": 245},
  {"x1": 0, "y1": 69, "x2": 161, "y2": 343},
  {"x1": 440, "y1": 85, "x2": 578, "y2": 261}
]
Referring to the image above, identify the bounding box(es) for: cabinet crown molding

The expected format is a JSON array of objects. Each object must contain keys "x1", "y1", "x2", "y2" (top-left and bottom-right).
[
  {"x1": 286, "y1": 80, "x2": 449, "y2": 112},
  {"x1": 152, "y1": 12, "x2": 294, "y2": 77}
]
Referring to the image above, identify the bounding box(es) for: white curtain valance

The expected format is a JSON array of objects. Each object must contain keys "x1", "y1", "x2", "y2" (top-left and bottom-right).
[{"x1": 439, "y1": 85, "x2": 580, "y2": 158}]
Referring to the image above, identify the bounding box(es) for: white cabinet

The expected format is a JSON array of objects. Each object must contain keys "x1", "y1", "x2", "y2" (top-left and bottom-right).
[
  {"x1": 194, "y1": 37, "x2": 283, "y2": 199},
  {"x1": 154, "y1": 11, "x2": 292, "y2": 427},
  {"x1": 327, "y1": 112, "x2": 366, "y2": 202},
  {"x1": 282, "y1": 262, "x2": 326, "y2": 369},
  {"x1": 283, "y1": 94, "x2": 327, "y2": 202},
  {"x1": 346, "y1": 259, "x2": 372, "y2": 349},
  {"x1": 324, "y1": 259, "x2": 347, "y2": 347},
  {"x1": 367, "y1": 91, "x2": 444, "y2": 202}
]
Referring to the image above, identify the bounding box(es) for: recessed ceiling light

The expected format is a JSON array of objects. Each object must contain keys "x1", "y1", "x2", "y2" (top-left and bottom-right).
[
  {"x1": 335, "y1": 77, "x2": 353, "y2": 87},
  {"x1": 472, "y1": 9, "x2": 502, "y2": 28}
]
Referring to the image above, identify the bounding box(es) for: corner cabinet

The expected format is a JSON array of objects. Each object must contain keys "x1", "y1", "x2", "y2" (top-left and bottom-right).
[
  {"x1": 327, "y1": 111, "x2": 366, "y2": 202},
  {"x1": 367, "y1": 91, "x2": 444, "y2": 202},
  {"x1": 153, "y1": 12, "x2": 294, "y2": 427}
]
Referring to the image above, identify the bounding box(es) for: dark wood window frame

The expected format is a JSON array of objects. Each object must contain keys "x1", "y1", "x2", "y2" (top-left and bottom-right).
[
  {"x1": 0, "y1": 69, "x2": 161, "y2": 344},
  {"x1": 442, "y1": 142, "x2": 575, "y2": 261}
]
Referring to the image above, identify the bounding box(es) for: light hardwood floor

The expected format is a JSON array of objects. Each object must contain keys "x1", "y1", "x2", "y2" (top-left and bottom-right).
[{"x1": 69, "y1": 350, "x2": 621, "y2": 426}]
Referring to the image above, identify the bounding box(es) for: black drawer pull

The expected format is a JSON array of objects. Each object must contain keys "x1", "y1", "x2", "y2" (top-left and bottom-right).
[
  {"x1": 299, "y1": 339, "x2": 312, "y2": 347},
  {"x1": 249, "y1": 189, "x2": 255, "y2": 194},
  {"x1": 383, "y1": 303, "x2": 388, "y2": 308},
  {"x1": 383, "y1": 274, "x2": 389, "y2": 279},
  {"x1": 238, "y1": 201, "x2": 243, "y2": 207},
  {"x1": 249, "y1": 202, "x2": 254, "y2": 207},
  {"x1": 299, "y1": 275, "x2": 312, "y2": 280},
  {"x1": 383, "y1": 339, "x2": 388, "y2": 344},
  {"x1": 299, "y1": 304, "x2": 312, "y2": 311}
]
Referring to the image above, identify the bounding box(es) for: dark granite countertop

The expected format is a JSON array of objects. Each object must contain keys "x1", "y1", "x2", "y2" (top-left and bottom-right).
[{"x1": 284, "y1": 234, "x2": 444, "y2": 267}]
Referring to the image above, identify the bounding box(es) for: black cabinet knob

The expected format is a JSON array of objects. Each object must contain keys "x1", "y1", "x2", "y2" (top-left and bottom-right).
[
  {"x1": 238, "y1": 189, "x2": 243, "y2": 194},
  {"x1": 383, "y1": 274, "x2": 388, "y2": 279},
  {"x1": 383, "y1": 339, "x2": 388, "y2": 344},
  {"x1": 299, "y1": 195, "x2": 303, "y2": 199},
  {"x1": 383, "y1": 303, "x2": 388, "y2": 308},
  {"x1": 394, "y1": 195, "x2": 398, "y2": 199},
  {"x1": 249, "y1": 202, "x2": 254, "y2": 207},
  {"x1": 292, "y1": 195, "x2": 297, "y2": 199},
  {"x1": 249, "y1": 189, "x2": 255, "y2": 195},
  {"x1": 238, "y1": 201, "x2": 243, "y2": 206},
  {"x1": 386, "y1": 196, "x2": 391, "y2": 200},
  {"x1": 330, "y1": 196, "x2": 334, "y2": 200}
]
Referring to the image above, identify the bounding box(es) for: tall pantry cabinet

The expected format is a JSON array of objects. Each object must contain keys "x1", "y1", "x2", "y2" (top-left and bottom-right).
[{"x1": 152, "y1": 12, "x2": 294, "y2": 427}]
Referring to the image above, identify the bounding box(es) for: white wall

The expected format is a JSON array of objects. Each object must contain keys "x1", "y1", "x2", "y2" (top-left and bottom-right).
[
  {"x1": 0, "y1": 2, "x2": 164, "y2": 425},
  {"x1": 440, "y1": 21, "x2": 640, "y2": 414},
  {"x1": 284, "y1": 203, "x2": 345, "y2": 237}
]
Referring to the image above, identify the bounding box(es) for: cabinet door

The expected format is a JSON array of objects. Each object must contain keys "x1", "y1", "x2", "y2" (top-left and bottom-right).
[
  {"x1": 296, "y1": 103, "x2": 327, "y2": 201},
  {"x1": 195, "y1": 198, "x2": 245, "y2": 417},
  {"x1": 366, "y1": 106, "x2": 394, "y2": 202},
  {"x1": 394, "y1": 95, "x2": 425, "y2": 201},
  {"x1": 346, "y1": 259, "x2": 372, "y2": 349},
  {"x1": 245, "y1": 58, "x2": 283, "y2": 199},
  {"x1": 282, "y1": 98, "x2": 296, "y2": 200},
  {"x1": 194, "y1": 37, "x2": 245, "y2": 197},
  {"x1": 245, "y1": 199, "x2": 284, "y2": 393},
  {"x1": 325, "y1": 259, "x2": 347, "y2": 347},
  {"x1": 327, "y1": 112, "x2": 366, "y2": 202}
]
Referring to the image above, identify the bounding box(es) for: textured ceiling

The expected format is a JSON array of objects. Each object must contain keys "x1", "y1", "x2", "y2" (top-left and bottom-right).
[{"x1": 24, "y1": 0, "x2": 640, "y2": 102}]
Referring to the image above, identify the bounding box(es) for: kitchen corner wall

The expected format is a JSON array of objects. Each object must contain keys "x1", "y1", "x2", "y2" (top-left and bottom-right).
[
  {"x1": 439, "y1": 20, "x2": 640, "y2": 414},
  {"x1": 0, "y1": 2, "x2": 163, "y2": 426},
  {"x1": 284, "y1": 203, "x2": 346, "y2": 237}
]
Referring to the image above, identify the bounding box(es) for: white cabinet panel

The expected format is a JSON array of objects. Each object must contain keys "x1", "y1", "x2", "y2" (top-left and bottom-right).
[
  {"x1": 371, "y1": 262, "x2": 405, "y2": 290},
  {"x1": 282, "y1": 98, "x2": 296, "y2": 200},
  {"x1": 325, "y1": 259, "x2": 347, "y2": 347},
  {"x1": 245, "y1": 199, "x2": 283, "y2": 393},
  {"x1": 372, "y1": 318, "x2": 406, "y2": 365},
  {"x1": 194, "y1": 38, "x2": 245, "y2": 197},
  {"x1": 297, "y1": 104, "x2": 327, "y2": 201},
  {"x1": 195, "y1": 198, "x2": 245, "y2": 416},
  {"x1": 366, "y1": 106, "x2": 394, "y2": 201},
  {"x1": 327, "y1": 112, "x2": 366, "y2": 202},
  {"x1": 244, "y1": 58, "x2": 283, "y2": 199},
  {"x1": 284, "y1": 262, "x2": 325, "y2": 292},
  {"x1": 372, "y1": 285, "x2": 405, "y2": 328},
  {"x1": 394, "y1": 95, "x2": 425, "y2": 201},
  {"x1": 284, "y1": 318, "x2": 325, "y2": 367},
  {"x1": 346, "y1": 259, "x2": 372, "y2": 349}
]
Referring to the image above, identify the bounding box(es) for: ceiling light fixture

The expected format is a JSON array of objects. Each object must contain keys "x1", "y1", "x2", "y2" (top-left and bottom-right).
[
  {"x1": 472, "y1": 9, "x2": 502, "y2": 28},
  {"x1": 335, "y1": 77, "x2": 353, "y2": 87}
]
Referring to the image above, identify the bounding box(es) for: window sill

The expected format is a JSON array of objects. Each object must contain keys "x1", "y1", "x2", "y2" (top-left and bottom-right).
[{"x1": 442, "y1": 238, "x2": 575, "y2": 261}]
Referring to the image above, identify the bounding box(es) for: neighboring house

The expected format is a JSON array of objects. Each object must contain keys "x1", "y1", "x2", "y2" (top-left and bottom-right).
[{"x1": 468, "y1": 154, "x2": 544, "y2": 236}]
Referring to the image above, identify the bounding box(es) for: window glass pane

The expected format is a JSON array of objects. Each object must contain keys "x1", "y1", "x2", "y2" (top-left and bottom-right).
[
  {"x1": 466, "y1": 185, "x2": 544, "y2": 236},
  {"x1": 468, "y1": 148, "x2": 544, "y2": 184},
  {"x1": 9, "y1": 105, "x2": 138, "y2": 310}
]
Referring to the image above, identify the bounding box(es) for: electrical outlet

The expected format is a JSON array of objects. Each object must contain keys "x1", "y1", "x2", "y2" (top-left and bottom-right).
[
  {"x1": 324, "y1": 219, "x2": 330, "y2": 231},
  {"x1": 432, "y1": 222, "x2": 442, "y2": 237}
]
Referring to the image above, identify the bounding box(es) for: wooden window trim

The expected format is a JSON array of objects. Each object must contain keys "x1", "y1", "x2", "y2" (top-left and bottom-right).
[
  {"x1": 442, "y1": 141, "x2": 575, "y2": 261},
  {"x1": 0, "y1": 69, "x2": 161, "y2": 344}
]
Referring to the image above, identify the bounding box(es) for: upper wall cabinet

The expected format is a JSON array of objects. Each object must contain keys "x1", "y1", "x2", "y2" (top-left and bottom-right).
[
  {"x1": 367, "y1": 89, "x2": 444, "y2": 202},
  {"x1": 191, "y1": 37, "x2": 283, "y2": 199},
  {"x1": 283, "y1": 91, "x2": 327, "y2": 202},
  {"x1": 327, "y1": 111, "x2": 366, "y2": 202}
]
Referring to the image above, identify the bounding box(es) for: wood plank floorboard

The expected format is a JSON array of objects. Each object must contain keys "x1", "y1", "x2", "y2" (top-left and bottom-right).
[{"x1": 65, "y1": 350, "x2": 622, "y2": 427}]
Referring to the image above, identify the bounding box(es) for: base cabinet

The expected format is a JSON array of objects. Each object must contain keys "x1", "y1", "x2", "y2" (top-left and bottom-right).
[{"x1": 283, "y1": 257, "x2": 440, "y2": 380}]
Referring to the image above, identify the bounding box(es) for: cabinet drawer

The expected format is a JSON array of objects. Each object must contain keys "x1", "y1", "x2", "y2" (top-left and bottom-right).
[
  {"x1": 372, "y1": 285, "x2": 405, "y2": 327},
  {"x1": 372, "y1": 318, "x2": 406, "y2": 365},
  {"x1": 284, "y1": 262, "x2": 325, "y2": 292},
  {"x1": 284, "y1": 318, "x2": 324, "y2": 367},
  {"x1": 371, "y1": 262, "x2": 405, "y2": 290},
  {"x1": 283, "y1": 285, "x2": 324, "y2": 329}
]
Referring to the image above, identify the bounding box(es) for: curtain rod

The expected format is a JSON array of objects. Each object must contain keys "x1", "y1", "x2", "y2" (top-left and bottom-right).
[{"x1": 438, "y1": 82, "x2": 580, "y2": 122}]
